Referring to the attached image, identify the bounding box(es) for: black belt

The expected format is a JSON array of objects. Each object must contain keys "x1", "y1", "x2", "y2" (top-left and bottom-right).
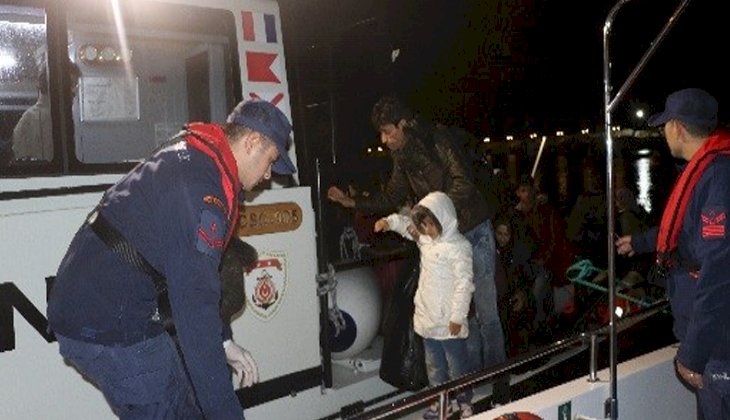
[{"x1": 87, "y1": 209, "x2": 177, "y2": 336}]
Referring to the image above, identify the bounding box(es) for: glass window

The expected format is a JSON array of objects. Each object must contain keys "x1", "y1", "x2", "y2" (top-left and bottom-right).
[
  {"x1": 66, "y1": 1, "x2": 238, "y2": 164},
  {"x1": 0, "y1": 6, "x2": 50, "y2": 168}
]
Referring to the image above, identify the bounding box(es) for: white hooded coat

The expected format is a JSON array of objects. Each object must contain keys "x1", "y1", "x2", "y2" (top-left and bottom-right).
[{"x1": 385, "y1": 191, "x2": 474, "y2": 339}]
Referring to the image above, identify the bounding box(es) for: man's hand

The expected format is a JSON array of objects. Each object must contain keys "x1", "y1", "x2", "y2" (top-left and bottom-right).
[
  {"x1": 223, "y1": 340, "x2": 259, "y2": 388},
  {"x1": 373, "y1": 218, "x2": 389, "y2": 232},
  {"x1": 327, "y1": 186, "x2": 355, "y2": 208},
  {"x1": 615, "y1": 235, "x2": 635, "y2": 257}
]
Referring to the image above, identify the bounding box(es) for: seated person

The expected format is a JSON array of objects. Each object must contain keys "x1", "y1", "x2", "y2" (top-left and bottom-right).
[{"x1": 12, "y1": 60, "x2": 80, "y2": 162}]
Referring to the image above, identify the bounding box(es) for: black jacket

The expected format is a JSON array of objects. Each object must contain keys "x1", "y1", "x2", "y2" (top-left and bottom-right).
[{"x1": 356, "y1": 127, "x2": 492, "y2": 232}]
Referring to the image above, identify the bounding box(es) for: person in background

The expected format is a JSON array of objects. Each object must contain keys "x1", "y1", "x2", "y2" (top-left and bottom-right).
[
  {"x1": 327, "y1": 95, "x2": 505, "y2": 373},
  {"x1": 493, "y1": 216, "x2": 536, "y2": 358},
  {"x1": 615, "y1": 88, "x2": 730, "y2": 420},
  {"x1": 48, "y1": 99, "x2": 296, "y2": 420},
  {"x1": 566, "y1": 163, "x2": 607, "y2": 267},
  {"x1": 512, "y1": 176, "x2": 573, "y2": 336},
  {"x1": 375, "y1": 191, "x2": 475, "y2": 419},
  {"x1": 12, "y1": 58, "x2": 80, "y2": 162},
  {"x1": 614, "y1": 187, "x2": 652, "y2": 288},
  {"x1": 615, "y1": 187, "x2": 648, "y2": 238}
]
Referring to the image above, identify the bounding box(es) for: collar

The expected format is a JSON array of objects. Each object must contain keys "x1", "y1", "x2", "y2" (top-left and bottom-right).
[{"x1": 657, "y1": 129, "x2": 730, "y2": 266}]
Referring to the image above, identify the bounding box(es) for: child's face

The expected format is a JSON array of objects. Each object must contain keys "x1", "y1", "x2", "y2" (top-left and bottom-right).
[
  {"x1": 495, "y1": 223, "x2": 511, "y2": 248},
  {"x1": 417, "y1": 217, "x2": 440, "y2": 240},
  {"x1": 516, "y1": 185, "x2": 532, "y2": 204}
]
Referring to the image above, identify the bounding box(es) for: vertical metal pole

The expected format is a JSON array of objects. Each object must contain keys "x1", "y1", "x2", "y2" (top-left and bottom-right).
[
  {"x1": 588, "y1": 333, "x2": 600, "y2": 383},
  {"x1": 602, "y1": 3, "x2": 629, "y2": 418},
  {"x1": 314, "y1": 158, "x2": 333, "y2": 388},
  {"x1": 438, "y1": 392, "x2": 448, "y2": 419},
  {"x1": 602, "y1": 1, "x2": 690, "y2": 417}
]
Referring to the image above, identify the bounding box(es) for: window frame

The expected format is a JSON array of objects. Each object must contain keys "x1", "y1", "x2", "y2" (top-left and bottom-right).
[{"x1": 0, "y1": 0, "x2": 242, "y2": 178}]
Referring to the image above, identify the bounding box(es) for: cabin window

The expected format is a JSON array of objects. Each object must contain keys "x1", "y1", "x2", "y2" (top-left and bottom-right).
[
  {"x1": 0, "y1": 1, "x2": 239, "y2": 175},
  {"x1": 67, "y1": 1, "x2": 239, "y2": 165},
  {"x1": 0, "y1": 5, "x2": 51, "y2": 169}
]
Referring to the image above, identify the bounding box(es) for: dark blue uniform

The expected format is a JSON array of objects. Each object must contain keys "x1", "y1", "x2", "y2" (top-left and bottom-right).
[
  {"x1": 634, "y1": 154, "x2": 730, "y2": 419},
  {"x1": 49, "y1": 124, "x2": 244, "y2": 420}
]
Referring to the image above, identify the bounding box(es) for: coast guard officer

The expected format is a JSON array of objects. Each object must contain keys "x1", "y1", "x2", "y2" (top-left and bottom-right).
[
  {"x1": 617, "y1": 88, "x2": 730, "y2": 419},
  {"x1": 48, "y1": 99, "x2": 296, "y2": 420}
]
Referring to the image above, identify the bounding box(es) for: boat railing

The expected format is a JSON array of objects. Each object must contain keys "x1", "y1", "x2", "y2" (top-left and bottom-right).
[{"x1": 345, "y1": 298, "x2": 671, "y2": 420}]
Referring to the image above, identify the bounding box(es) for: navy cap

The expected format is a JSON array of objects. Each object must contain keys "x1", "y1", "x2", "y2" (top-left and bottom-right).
[
  {"x1": 648, "y1": 88, "x2": 718, "y2": 132},
  {"x1": 227, "y1": 99, "x2": 296, "y2": 174}
]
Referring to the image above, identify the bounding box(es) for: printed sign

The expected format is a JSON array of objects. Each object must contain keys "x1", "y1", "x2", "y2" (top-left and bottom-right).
[{"x1": 79, "y1": 76, "x2": 140, "y2": 121}]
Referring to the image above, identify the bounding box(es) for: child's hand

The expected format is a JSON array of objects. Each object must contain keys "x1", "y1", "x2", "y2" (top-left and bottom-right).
[
  {"x1": 373, "y1": 218, "x2": 389, "y2": 232},
  {"x1": 449, "y1": 322, "x2": 462, "y2": 336}
]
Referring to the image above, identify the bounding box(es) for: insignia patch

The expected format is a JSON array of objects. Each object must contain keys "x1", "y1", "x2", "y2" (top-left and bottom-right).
[
  {"x1": 196, "y1": 208, "x2": 227, "y2": 258},
  {"x1": 244, "y1": 251, "x2": 288, "y2": 321},
  {"x1": 701, "y1": 206, "x2": 726, "y2": 240},
  {"x1": 203, "y1": 195, "x2": 226, "y2": 213}
]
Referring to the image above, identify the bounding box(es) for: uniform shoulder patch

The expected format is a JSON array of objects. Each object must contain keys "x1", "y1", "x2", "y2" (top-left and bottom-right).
[
  {"x1": 701, "y1": 206, "x2": 726, "y2": 240},
  {"x1": 203, "y1": 195, "x2": 226, "y2": 213},
  {"x1": 196, "y1": 208, "x2": 227, "y2": 258}
]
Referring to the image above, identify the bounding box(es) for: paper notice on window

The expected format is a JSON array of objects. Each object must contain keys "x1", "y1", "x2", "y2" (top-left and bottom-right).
[{"x1": 80, "y1": 76, "x2": 140, "y2": 122}]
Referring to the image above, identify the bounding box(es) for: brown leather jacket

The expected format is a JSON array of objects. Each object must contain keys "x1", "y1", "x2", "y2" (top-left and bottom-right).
[{"x1": 356, "y1": 127, "x2": 492, "y2": 233}]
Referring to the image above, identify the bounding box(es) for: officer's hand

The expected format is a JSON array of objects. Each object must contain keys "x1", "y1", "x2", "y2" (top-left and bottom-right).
[
  {"x1": 615, "y1": 235, "x2": 635, "y2": 257},
  {"x1": 675, "y1": 359, "x2": 703, "y2": 389},
  {"x1": 223, "y1": 340, "x2": 259, "y2": 388}
]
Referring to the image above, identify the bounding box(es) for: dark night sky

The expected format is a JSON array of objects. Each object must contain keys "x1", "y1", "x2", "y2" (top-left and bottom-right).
[{"x1": 278, "y1": 0, "x2": 728, "y2": 175}]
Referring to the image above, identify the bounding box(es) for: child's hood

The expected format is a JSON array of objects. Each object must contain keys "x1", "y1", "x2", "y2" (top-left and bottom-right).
[{"x1": 418, "y1": 191, "x2": 459, "y2": 241}]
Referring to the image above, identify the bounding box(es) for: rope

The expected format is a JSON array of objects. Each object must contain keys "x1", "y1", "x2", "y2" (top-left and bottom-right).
[
  {"x1": 566, "y1": 259, "x2": 654, "y2": 308},
  {"x1": 316, "y1": 263, "x2": 346, "y2": 336}
]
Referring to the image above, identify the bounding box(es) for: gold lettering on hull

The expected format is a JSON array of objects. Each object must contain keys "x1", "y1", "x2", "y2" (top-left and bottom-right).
[{"x1": 237, "y1": 202, "x2": 302, "y2": 236}]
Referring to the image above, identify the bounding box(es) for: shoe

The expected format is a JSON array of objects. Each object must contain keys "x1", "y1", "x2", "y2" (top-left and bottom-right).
[
  {"x1": 422, "y1": 401, "x2": 455, "y2": 419},
  {"x1": 422, "y1": 403, "x2": 440, "y2": 420},
  {"x1": 458, "y1": 402, "x2": 473, "y2": 418}
]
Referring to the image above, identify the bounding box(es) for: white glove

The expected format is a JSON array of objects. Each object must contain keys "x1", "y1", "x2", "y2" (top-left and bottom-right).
[{"x1": 223, "y1": 339, "x2": 259, "y2": 388}]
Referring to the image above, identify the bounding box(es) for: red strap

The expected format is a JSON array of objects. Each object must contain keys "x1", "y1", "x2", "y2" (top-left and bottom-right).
[
  {"x1": 184, "y1": 123, "x2": 241, "y2": 245},
  {"x1": 657, "y1": 130, "x2": 730, "y2": 265}
]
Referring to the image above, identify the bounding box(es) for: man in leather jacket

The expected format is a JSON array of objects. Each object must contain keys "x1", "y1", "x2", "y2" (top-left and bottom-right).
[{"x1": 328, "y1": 96, "x2": 505, "y2": 373}]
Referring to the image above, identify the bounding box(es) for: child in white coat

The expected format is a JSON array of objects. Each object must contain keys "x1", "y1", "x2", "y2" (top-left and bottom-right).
[{"x1": 375, "y1": 191, "x2": 474, "y2": 419}]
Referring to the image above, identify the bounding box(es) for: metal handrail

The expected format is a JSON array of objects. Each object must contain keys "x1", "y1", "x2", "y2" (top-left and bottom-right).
[
  {"x1": 347, "y1": 299, "x2": 670, "y2": 420},
  {"x1": 602, "y1": 1, "x2": 690, "y2": 418}
]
